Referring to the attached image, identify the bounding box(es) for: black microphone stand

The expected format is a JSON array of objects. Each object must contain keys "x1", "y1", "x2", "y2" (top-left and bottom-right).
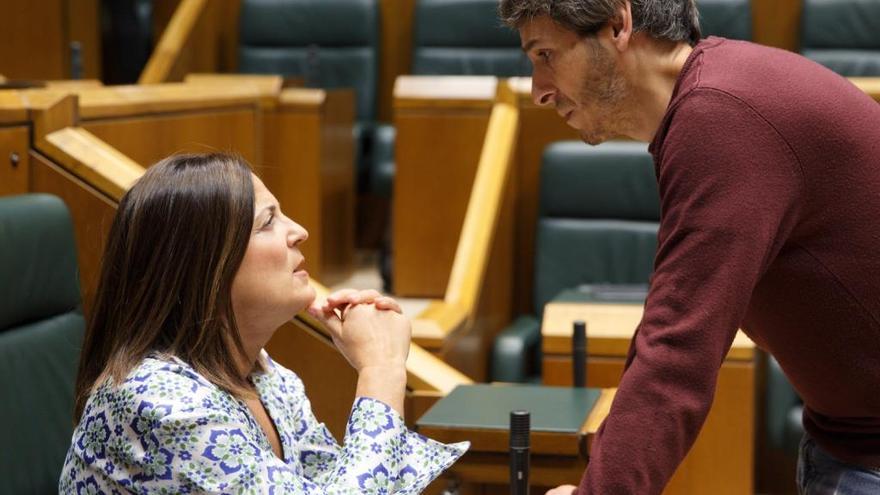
[
  {"x1": 510, "y1": 410, "x2": 530, "y2": 495},
  {"x1": 573, "y1": 320, "x2": 587, "y2": 388}
]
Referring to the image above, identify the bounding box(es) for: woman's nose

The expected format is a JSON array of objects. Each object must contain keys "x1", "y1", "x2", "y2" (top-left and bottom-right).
[{"x1": 286, "y1": 217, "x2": 308, "y2": 246}]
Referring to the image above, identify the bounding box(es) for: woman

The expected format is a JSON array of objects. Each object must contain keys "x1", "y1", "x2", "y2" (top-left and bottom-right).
[{"x1": 60, "y1": 153, "x2": 467, "y2": 494}]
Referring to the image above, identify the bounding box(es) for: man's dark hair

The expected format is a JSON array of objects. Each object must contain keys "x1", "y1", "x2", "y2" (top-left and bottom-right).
[{"x1": 499, "y1": 0, "x2": 702, "y2": 46}]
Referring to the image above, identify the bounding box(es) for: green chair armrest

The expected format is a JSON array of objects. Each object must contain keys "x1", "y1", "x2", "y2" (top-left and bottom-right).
[
  {"x1": 766, "y1": 355, "x2": 803, "y2": 452},
  {"x1": 491, "y1": 315, "x2": 542, "y2": 383}
]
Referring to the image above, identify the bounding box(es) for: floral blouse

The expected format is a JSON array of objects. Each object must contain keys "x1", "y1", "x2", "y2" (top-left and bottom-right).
[{"x1": 60, "y1": 352, "x2": 468, "y2": 494}]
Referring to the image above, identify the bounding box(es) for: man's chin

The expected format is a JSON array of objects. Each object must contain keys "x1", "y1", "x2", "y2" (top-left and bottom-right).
[{"x1": 579, "y1": 132, "x2": 607, "y2": 146}]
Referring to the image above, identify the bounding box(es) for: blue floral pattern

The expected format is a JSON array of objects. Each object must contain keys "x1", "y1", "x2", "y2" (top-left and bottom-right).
[{"x1": 60, "y1": 352, "x2": 468, "y2": 493}]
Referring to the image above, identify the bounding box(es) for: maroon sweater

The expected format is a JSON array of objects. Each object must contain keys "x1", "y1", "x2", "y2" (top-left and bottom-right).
[{"x1": 579, "y1": 38, "x2": 880, "y2": 494}]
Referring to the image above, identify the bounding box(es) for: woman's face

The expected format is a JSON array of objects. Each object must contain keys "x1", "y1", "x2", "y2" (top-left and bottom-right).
[{"x1": 231, "y1": 174, "x2": 315, "y2": 335}]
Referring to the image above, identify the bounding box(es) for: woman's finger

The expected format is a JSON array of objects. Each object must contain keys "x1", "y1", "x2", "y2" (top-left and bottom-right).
[
  {"x1": 325, "y1": 289, "x2": 360, "y2": 309},
  {"x1": 374, "y1": 296, "x2": 403, "y2": 314},
  {"x1": 307, "y1": 300, "x2": 343, "y2": 338}
]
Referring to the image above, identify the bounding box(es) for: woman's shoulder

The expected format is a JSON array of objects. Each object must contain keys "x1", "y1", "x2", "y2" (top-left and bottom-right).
[{"x1": 82, "y1": 355, "x2": 235, "y2": 425}]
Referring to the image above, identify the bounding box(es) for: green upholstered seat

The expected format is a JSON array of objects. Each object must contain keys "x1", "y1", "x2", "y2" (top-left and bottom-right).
[
  {"x1": 766, "y1": 355, "x2": 805, "y2": 455},
  {"x1": 411, "y1": 0, "x2": 531, "y2": 77},
  {"x1": 697, "y1": 0, "x2": 752, "y2": 40},
  {"x1": 238, "y1": 0, "x2": 380, "y2": 122},
  {"x1": 238, "y1": 0, "x2": 381, "y2": 189},
  {"x1": 491, "y1": 141, "x2": 660, "y2": 383},
  {"x1": 801, "y1": 0, "x2": 880, "y2": 76},
  {"x1": 0, "y1": 194, "x2": 84, "y2": 494},
  {"x1": 369, "y1": 123, "x2": 396, "y2": 198}
]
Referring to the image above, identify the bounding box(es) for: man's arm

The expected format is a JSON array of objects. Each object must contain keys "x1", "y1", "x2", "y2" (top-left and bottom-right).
[{"x1": 579, "y1": 89, "x2": 803, "y2": 494}]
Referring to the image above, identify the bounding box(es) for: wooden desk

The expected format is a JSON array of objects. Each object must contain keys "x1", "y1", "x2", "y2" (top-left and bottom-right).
[
  {"x1": 542, "y1": 300, "x2": 756, "y2": 495},
  {"x1": 417, "y1": 384, "x2": 615, "y2": 491},
  {"x1": 851, "y1": 77, "x2": 880, "y2": 102}
]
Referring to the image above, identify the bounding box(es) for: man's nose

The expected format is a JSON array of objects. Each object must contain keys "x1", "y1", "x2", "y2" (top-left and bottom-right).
[{"x1": 531, "y1": 75, "x2": 555, "y2": 107}]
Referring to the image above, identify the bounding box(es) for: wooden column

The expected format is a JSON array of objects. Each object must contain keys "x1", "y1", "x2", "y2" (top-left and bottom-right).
[
  {"x1": 0, "y1": 96, "x2": 30, "y2": 197},
  {"x1": 392, "y1": 76, "x2": 497, "y2": 297},
  {"x1": 268, "y1": 88, "x2": 356, "y2": 285},
  {"x1": 378, "y1": 0, "x2": 416, "y2": 122},
  {"x1": 752, "y1": 0, "x2": 803, "y2": 52}
]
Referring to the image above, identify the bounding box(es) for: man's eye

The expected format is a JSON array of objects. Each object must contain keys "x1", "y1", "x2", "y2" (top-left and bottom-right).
[{"x1": 539, "y1": 51, "x2": 551, "y2": 62}]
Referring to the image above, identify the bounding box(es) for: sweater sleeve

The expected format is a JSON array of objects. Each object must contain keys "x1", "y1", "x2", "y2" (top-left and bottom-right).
[{"x1": 579, "y1": 89, "x2": 802, "y2": 494}]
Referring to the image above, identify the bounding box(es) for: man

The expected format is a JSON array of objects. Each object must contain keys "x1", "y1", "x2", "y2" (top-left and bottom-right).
[{"x1": 497, "y1": 1, "x2": 880, "y2": 494}]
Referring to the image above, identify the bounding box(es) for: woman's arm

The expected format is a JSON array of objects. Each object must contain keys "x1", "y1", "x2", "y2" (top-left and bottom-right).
[{"x1": 307, "y1": 289, "x2": 412, "y2": 416}]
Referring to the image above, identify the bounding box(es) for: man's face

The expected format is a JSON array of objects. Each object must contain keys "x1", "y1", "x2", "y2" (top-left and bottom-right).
[{"x1": 519, "y1": 16, "x2": 631, "y2": 145}]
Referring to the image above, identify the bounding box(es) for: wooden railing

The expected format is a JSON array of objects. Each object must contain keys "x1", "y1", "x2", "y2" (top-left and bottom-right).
[
  {"x1": 403, "y1": 81, "x2": 520, "y2": 380},
  {"x1": 139, "y1": 0, "x2": 212, "y2": 84}
]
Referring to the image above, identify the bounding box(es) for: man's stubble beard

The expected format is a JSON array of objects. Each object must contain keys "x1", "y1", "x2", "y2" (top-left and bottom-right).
[{"x1": 578, "y1": 40, "x2": 633, "y2": 145}]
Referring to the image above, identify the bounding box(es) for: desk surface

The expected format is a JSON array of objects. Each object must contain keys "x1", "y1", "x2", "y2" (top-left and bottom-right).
[
  {"x1": 542, "y1": 291, "x2": 755, "y2": 361},
  {"x1": 416, "y1": 384, "x2": 615, "y2": 457}
]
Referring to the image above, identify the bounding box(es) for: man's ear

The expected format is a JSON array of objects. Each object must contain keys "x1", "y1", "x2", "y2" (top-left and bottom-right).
[{"x1": 607, "y1": 0, "x2": 633, "y2": 52}]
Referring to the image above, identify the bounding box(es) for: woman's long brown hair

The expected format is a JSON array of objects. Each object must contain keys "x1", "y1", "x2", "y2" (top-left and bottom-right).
[{"x1": 74, "y1": 153, "x2": 261, "y2": 422}]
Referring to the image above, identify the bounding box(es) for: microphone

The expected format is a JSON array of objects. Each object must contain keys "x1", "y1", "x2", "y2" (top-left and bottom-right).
[
  {"x1": 573, "y1": 320, "x2": 587, "y2": 388},
  {"x1": 510, "y1": 410, "x2": 530, "y2": 495}
]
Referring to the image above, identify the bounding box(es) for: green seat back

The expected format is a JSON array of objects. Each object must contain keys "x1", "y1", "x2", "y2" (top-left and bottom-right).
[
  {"x1": 697, "y1": 0, "x2": 752, "y2": 40},
  {"x1": 0, "y1": 194, "x2": 84, "y2": 494},
  {"x1": 412, "y1": 0, "x2": 530, "y2": 76},
  {"x1": 534, "y1": 141, "x2": 660, "y2": 314},
  {"x1": 238, "y1": 0, "x2": 380, "y2": 121},
  {"x1": 801, "y1": 0, "x2": 880, "y2": 76}
]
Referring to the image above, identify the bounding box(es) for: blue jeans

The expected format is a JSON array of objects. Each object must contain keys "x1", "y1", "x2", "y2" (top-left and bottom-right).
[{"x1": 797, "y1": 435, "x2": 880, "y2": 494}]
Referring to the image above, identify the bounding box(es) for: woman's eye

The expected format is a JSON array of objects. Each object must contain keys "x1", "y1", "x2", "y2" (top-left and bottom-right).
[{"x1": 263, "y1": 213, "x2": 275, "y2": 229}]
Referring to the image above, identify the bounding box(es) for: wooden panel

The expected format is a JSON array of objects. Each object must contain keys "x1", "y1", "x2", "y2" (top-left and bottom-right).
[
  {"x1": 0, "y1": 126, "x2": 30, "y2": 197},
  {"x1": 0, "y1": 2, "x2": 66, "y2": 79},
  {"x1": 217, "y1": 0, "x2": 242, "y2": 72},
  {"x1": 544, "y1": 354, "x2": 755, "y2": 495},
  {"x1": 316, "y1": 91, "x2": 355, "y2": 283},
  {"x1": 391, "y1": 78, "x2": 500, "y2": 298},
  {"x1": 378, "y1": 0, "x2": 416, "y2": 122},
  {"x1": 82, "y1": 108, "x2": 258, "y2": 167},
  {"x1": 542, "y1": 355, "x2": 627, "y2": 389},
  {"x1": 439, "y1": 450, "x2": 588, "y2": 490},
  {"x1": 265, "y1": 319, "x2": 357, "y2": 443},
  {"x1": 267, "y1": 89, "x2": 355, "y2": 283},
  {"x1": 393, "y1": 109, "x2": 492, "y2": 296},
  {"x1": 541, "y1": 301, "x2": 755, "y2": 360},
  {"x1": 153, "y1": 0, "x2": 241, "y2": 75},
  {"x1": 0, "y1": 91, "x2": 29, "y2": 124},
  {"x1": 29, "y1": 151, "x2": 117, "y2": 316},
  {"x1": 752, "y1": 0, "x2": 803, "y2": 52},
  {"x1": 66, "y1": 0, "x2": 102, "y2": 79}
]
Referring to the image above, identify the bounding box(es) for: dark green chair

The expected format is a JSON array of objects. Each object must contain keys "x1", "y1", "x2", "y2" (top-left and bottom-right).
[
  {"x1": 801, "y1": 0, "x2": 880, "y2": 76},
  {"x1": 411, "y1": 0, "x2": 531, "y2": 76},
  {"x1": 697, "y1": 0, "x2": 752, "y2": 40},
  {"x1": 0, "y1": 194, "x2": 84, "y2": 494},
  {"x1": 238, "y1": 0, "x2": 381, "y2": 188},
  {"x1": 766, "y1": 356, "x2": 805, "y2": 455},
  {"x1": 491, "y1": 141, "x2": 660, "y2": 383}
]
